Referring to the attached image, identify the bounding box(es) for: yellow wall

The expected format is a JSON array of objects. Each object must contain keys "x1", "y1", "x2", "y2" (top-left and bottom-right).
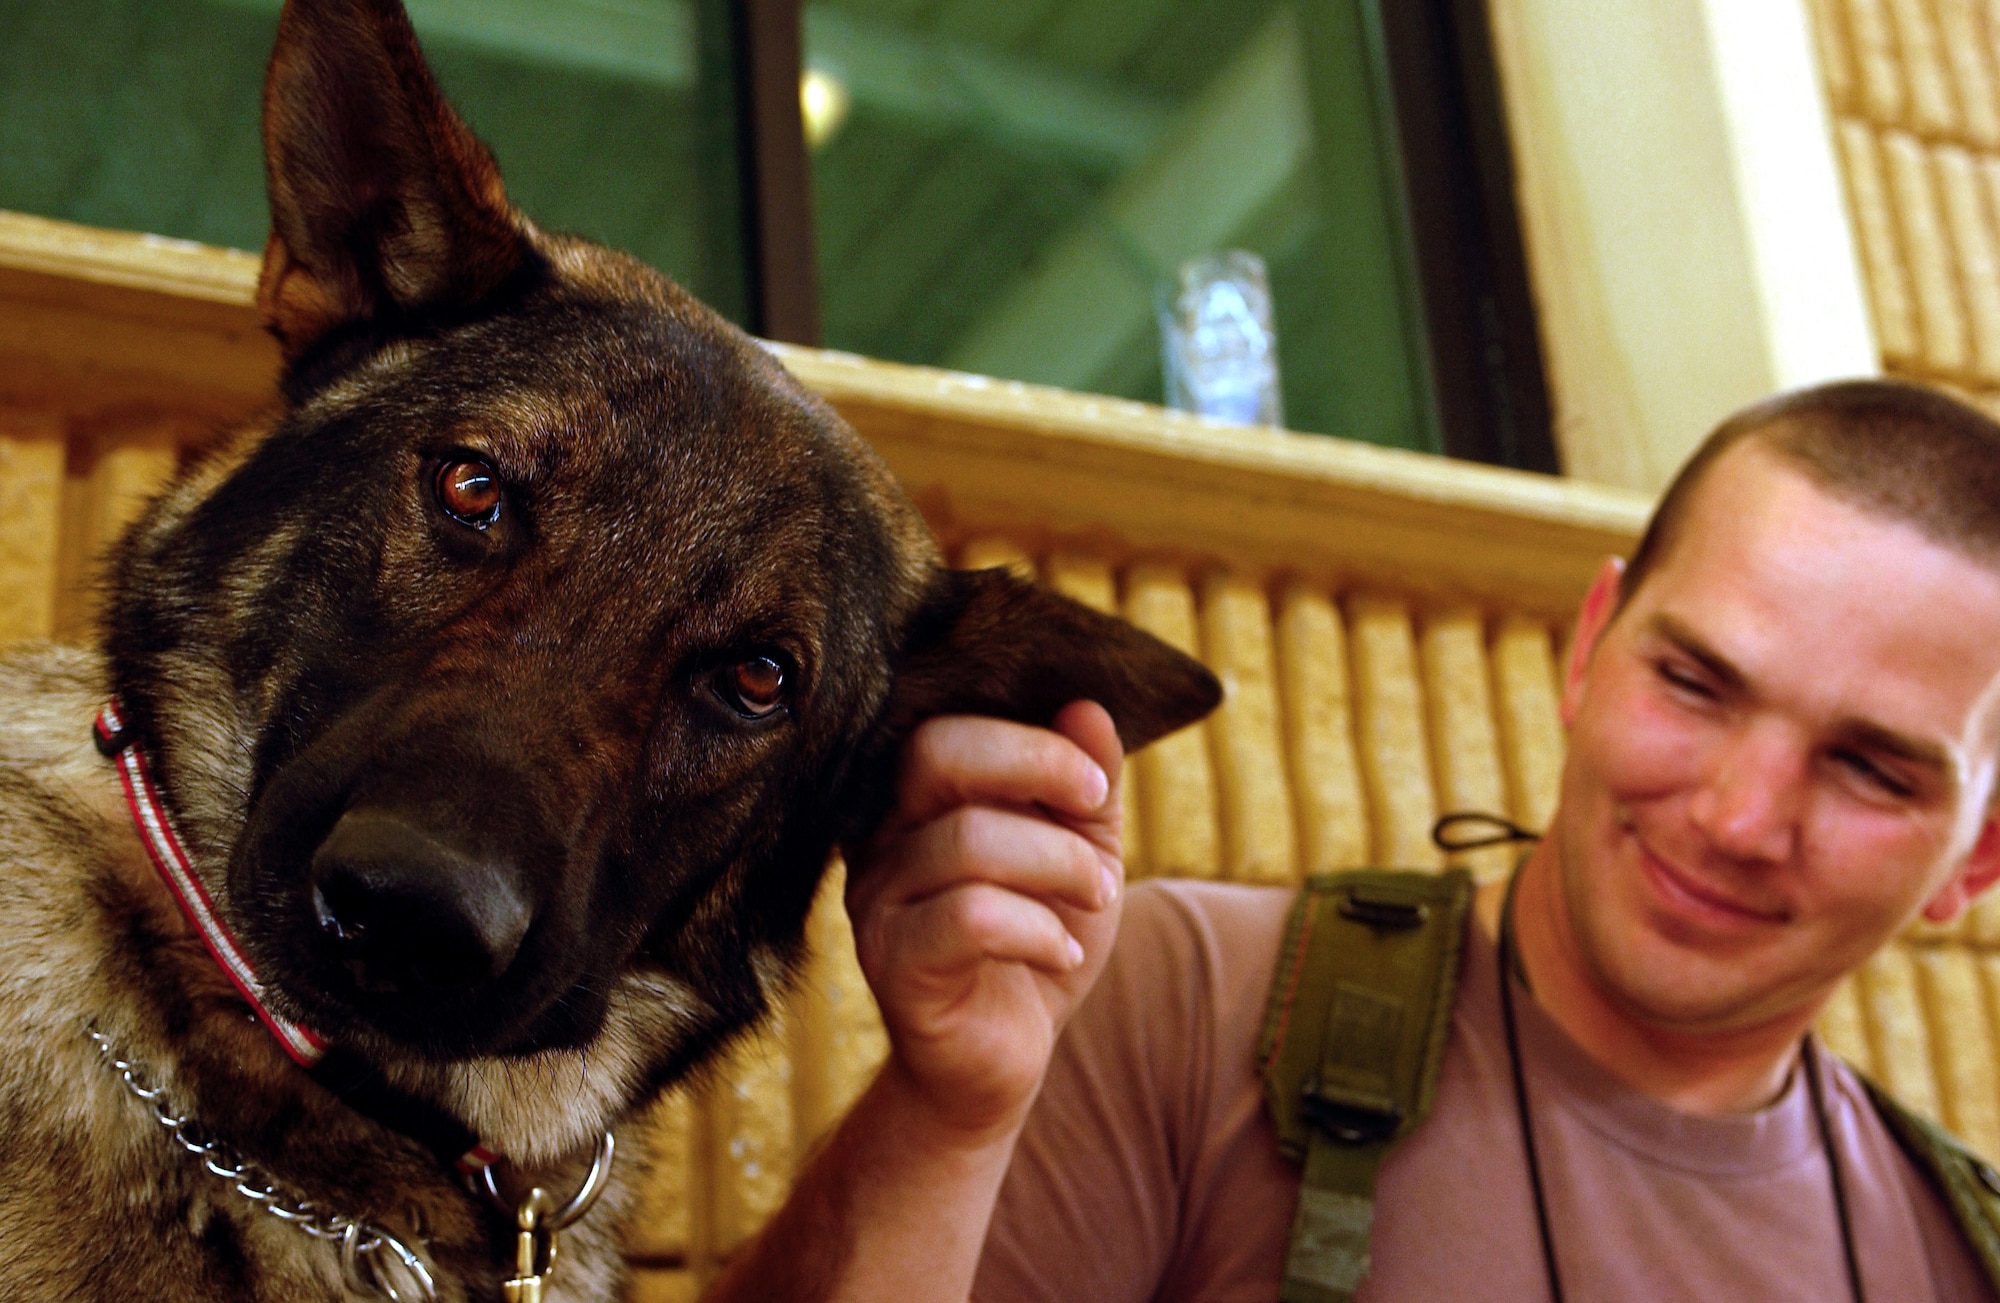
[{"x1": 1489, "y1": 0, "x2": 1879, "y2": 490}]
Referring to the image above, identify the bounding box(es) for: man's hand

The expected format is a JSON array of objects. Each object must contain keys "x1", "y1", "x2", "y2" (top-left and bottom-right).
[
  {"x1": 847, "y1": 699, "x2": 1126, "y2": 1140},
  {"x1": 702, "y1": 701, "x2": 1127, "y2": 1303}
]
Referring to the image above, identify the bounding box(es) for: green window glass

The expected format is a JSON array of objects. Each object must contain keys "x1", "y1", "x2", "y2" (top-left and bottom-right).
[
  {"x1": 802, "y1": 0, "x2": 1481, "y2": 455},
  {"x1": 1, "y1": 0, "x2": 1551, "y2": 467},
  {"x1": 0, "y1": 0, "x2": 751, "y2": 320}
]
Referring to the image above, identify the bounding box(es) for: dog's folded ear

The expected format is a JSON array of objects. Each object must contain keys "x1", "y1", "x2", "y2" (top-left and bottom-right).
[
  {"x1": 257, "y1": 0, "x2": 531, "y2": 361},
  {"x1": 880, "y1": 566, "x2": 1222, "y2": 755}
]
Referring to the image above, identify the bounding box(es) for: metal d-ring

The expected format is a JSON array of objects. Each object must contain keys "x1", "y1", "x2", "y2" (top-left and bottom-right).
[
  {"x1": 341, "y1": 1222, "x2": 438, "y2": 1303},
  {"x1": 479, "y1": 1130, "x2": 616, "y2": 1231}
]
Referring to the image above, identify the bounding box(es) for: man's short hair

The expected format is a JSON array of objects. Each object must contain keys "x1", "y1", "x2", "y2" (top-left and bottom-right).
[{"x1": 1621, "y1": 379, "x2": 2000, "y2": 605}]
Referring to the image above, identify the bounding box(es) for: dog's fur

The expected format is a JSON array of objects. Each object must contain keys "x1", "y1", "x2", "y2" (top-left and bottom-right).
[{"x1": 0, "y1": 2, "x2": 1219, "y2": 1298}]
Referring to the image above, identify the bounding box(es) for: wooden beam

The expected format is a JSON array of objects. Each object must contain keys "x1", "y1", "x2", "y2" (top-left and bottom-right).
[
  {"x1": 775, "y1": 344, "x2": 1649, "y2": 618},
  {"x1": 0, "y1": 212, "x2": 276, "y2": 417},
  {"x1": 0, "y1": 209, "x2": 1652, "y2": 619}
]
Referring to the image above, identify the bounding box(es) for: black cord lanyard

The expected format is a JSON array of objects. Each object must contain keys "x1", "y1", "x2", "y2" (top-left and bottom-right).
[
  {"x1": 1493, "y1": 866, "x2": 1866, "y2": 1303},
  {"x1": 1495, "y1": 867, "x2": 1571, "y2": 1303}
]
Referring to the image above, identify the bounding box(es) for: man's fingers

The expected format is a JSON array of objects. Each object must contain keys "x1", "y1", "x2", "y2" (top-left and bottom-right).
[
  {"x1": 1050, "y1": 700, "x2": 1123, "y2": 791},
  {"x1": 885, "y1": 806, "x2": 1115, "y2": 912},
  {"x1": 894, "y1": 715, "x2": 1110, "y2": 828},
  {"x1": 886, "y1": 882, "x2": 1085, "y2": 979}
]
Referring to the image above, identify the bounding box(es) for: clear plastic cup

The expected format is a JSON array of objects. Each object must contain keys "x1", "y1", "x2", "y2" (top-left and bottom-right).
[{"x1": 1158, "y1": 250, "x2": 1283, "y2": 427}]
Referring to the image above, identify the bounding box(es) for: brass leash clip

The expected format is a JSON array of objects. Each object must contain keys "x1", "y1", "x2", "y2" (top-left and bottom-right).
[
  {"x1": 502, "y1": 1189, "x2": 558, "y2": 1303},
  {"x1": 483, "y1": 1131, "x2": 616, "y2": 1303}
]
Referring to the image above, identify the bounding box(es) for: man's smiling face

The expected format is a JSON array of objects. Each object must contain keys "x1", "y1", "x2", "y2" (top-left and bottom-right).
[{"x1": 1553, "y1": 440, "x2": 2000, "y2": 1035}]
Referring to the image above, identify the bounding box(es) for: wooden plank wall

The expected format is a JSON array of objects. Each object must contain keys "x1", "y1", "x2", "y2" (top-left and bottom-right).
[
  {"x1": 1806, "y1": 0, "x2": 2000, "y2": 415},
  {"x1": 0, "y1": 407, "x2": 188, "y2": 645}
]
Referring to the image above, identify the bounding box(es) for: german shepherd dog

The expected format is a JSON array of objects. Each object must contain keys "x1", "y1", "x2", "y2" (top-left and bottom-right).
[{"x1": 0, "y1": 1, "x2": 1218, "y2": 1298}]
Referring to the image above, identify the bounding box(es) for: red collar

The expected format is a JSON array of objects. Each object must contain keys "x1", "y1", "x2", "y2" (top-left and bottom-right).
[
  {"x1": 96, "y1": 699, "x2": 327, "y2": 1066},
  {"x1": 94, "y1": 699, "x2": 499, "y2": 1177}
]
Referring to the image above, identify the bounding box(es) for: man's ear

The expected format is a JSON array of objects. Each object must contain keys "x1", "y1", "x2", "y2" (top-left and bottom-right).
[
  {"x1": 879, "y1": 566, "x2": 1222, "y2": 755},
  {"x1": 257, "y1": 0, "x2": 532, "y2": 361},
  {"x1": 1922, "y1": 813, "x2": 2000, "y2": 923},
  {"x1": 1560, "y1": 556, "x2": 1627, "y2": 728}
]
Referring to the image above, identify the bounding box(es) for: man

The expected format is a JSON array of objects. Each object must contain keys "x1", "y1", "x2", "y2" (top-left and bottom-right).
[{"x1": 706, "y1": 380, "x2": 2000, "y2": 1301}]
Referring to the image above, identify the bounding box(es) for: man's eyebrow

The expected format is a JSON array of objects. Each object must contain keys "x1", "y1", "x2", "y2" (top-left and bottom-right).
[
  {"x1": 1649, "y1": 614, "x2": 1954, "y2": 778},
  {"x1": 1833, "y1": 719, "x2": 1954, "y2": 778},
  {"x1": 1647, "y1": 614, "x2": 1746, "y2": 692}
]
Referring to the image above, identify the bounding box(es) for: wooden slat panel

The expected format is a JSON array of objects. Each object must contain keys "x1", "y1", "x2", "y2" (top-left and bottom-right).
[
  {"x1": 1885, "y1": 132, "x2": 1971, "y2": 374},
  {"x1": 1842, "y1": 0, "x2": 1907, "y2": 125},
  {"x1": 1936, "y1": 145, "x2": 2000, "y2": 385},
  {"x1": 1903, "y1": 909, "x2": 1966, "y2": 947},
  {"x1": 1491, "y1": 616, "x2": 1565, "y2": 832},
  {"x1": 1276, "y1": 582, "x2": 1370, "y2": 875},
  {"x1": 626, "y1": 1087, "x2": 696, "y2": 1263},
  {"x1": 1981, "y1": 954, "x2": 2000, "y2": 1121},
  {"x1": 1046, "y1": 551, "x2": 1144, "y2": 876},
  {"x1": 1936, "y1": 0, "x2": 2000, "y2": 147},
  {"x1": 626, "y1": 1269, "x2": 700, "y2": 1303},
  {"x1": 1122, "y1": 564, "x2": 1220, "y2": 878},
  {"x1": 1883, "y1": 0, "x2": 1960, "y2": 135},
  {"x1": 1978, "y1": 155, "x2": 2000, "y2": 380},
  {"x1": 955, "y1": 534, "x2": 1036, "y2": 579},
  {"x1": 0, "y1": 408, "x2": 64, "y2": 643},
  {"x1": 1963, "y1": 886, "x2": 2000, "y2": 947},
  {"x1": 1200, "y1": 573, "x2": 1296, "y2": 885},
  {"x1": 54, "y1": 419, "x2": 179, "y2": 641},
  {"x1": 1346, "y1": 595, "x2": 1441, "y2": 869},
  {"x1": 698, "y1": 1013, "x2": 795, "y2": 1259},
  {"x1": 1043, "y1": 553, "x2": 1118, "y2": 614},
  {"x1": 1859, "y1": 943, "x2": 1943, "y2": 1121},
  {"x1": 1806, "y1": 0, "x2": 1859, "y2": 114},
  {"x1": 1818, "y1": 973, "x2": 1876, "y2": 1075},
  {"x1": 789, "y1": 859, "x2": 888, "y2": 1154},
  {"x1": 1419, "y1": 608, "x2": 1511, "y2": 883},
  {"x1": 1840, "y1": 121, "x2": 1921, "y2": 367},
  {"x1": 1915, "y1": 946, "x2": 2000, "y2": 1158}
]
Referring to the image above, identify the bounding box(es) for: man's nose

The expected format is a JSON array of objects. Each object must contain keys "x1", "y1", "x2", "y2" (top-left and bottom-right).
[{"x1": 1685, "y1": 722, "x2": 1805, "y2": 863}]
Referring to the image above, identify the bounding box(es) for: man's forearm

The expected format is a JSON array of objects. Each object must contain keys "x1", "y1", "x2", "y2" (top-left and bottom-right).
[{"x1": 700, "y1": 1059, "x2": 1025, "y2": 1303}]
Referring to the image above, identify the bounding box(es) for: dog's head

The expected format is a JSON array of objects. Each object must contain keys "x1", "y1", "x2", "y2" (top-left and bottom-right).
[{"x1": 104, "y1": 0, "x2": 1218, "y2": 1111}]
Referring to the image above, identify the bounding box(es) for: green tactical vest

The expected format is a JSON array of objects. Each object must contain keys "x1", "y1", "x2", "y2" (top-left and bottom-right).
[{"x1": 1259, "y1": 868, "x2": 2000, "y2": 1302}]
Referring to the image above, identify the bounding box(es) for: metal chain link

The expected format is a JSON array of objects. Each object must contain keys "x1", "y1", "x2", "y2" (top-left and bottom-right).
[{"x1": 86, "y1": 1026, "x2": 437, "y2": 1302}]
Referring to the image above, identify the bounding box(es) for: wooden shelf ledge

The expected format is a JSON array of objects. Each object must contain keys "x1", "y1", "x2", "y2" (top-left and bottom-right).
[{"x1": 0, "y1": 208, "x2": 1651, "y2": 616}]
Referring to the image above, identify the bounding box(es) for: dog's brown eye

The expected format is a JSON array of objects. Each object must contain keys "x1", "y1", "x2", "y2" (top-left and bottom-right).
[
  {"x1": 720, "y1": 656, "x2": 786, "y2": 719},
  {"x1": 435, "y1": 458, "x2": 501, "y2": 527}
]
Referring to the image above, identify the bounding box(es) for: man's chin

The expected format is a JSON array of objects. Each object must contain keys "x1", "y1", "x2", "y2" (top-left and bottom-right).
[{"x1": 1580, "y1": 927, "x2": 1830, "y2": 1039}]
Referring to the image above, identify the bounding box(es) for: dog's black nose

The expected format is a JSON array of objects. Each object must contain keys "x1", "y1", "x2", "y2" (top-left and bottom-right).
[{"x1": 309, "y1": 809, "x2": 531, "y2": 997}]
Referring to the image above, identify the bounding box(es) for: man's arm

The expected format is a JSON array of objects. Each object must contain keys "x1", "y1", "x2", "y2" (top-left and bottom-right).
[{"x1": 701, "y1": 701, "x2": 1126, "y2": 1303}]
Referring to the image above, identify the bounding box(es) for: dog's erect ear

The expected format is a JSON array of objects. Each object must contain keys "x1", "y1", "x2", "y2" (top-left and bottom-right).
[
  {"x1": 881, "y1": 567, "x2": 1222, "y2": 754},
  {"x1": 257, "y1": 0, "x2": 530, "y2": 360}
]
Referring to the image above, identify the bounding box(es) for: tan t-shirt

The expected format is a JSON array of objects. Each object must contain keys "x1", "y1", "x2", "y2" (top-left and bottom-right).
[{"x1": 974, "y1": 880, "x2": 1997, "y2": 1302}]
